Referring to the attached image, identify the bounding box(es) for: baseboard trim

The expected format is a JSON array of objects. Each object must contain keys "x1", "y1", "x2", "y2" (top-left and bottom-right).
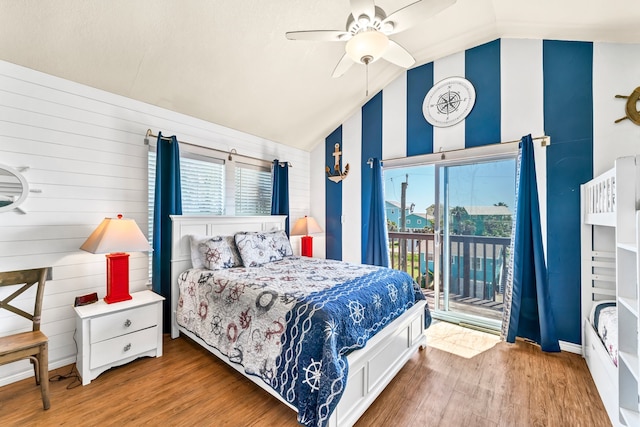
[
  {"x1": 0, "y1": 356, "x2": 77, "y2": 387},
  {"x1": 559, "y1": 340, "x2": 582, "y2": 354}
]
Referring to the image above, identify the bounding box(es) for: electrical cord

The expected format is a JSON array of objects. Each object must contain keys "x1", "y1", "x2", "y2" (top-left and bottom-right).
[{"x1": 48, "y1": 327, "x2": 81, "y2": 389}]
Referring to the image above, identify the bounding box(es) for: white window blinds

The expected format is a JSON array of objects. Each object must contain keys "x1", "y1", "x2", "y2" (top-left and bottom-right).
[
  {"x1": 148, "y1": 151, "x2": 225, "y2": 247},
  {"x1": 148, "y1": 151, "x2": 225, "y2": 215},
  {"x1": 235, "y1": 163, "x2": 272, "y2": 215}
]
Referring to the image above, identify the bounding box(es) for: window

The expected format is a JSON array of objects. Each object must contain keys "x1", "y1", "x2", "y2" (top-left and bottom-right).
[
  {"x1": 148, "y1": 148, "x2": 274, "y2": 239},
  {"x1": 417, "y1": 219, "x2": 422, "y2": 225},
  {"x1": 235, "y1": 163, "x2": 272, "y2": 215},
  {"x1": 406, "y1": 219, "x2": 411, "y2": 225},
  {"x1": 147, "y1": 145, "x2": 275, "y2": 278},
  {"x1": 148, "y1": 151, "x2": 225, "y2": 213},
  {"x1": 148, "y1": 150, "x2": 225, "y2": 246}
]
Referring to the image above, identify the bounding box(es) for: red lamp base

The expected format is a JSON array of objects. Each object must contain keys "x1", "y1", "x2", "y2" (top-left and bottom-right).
[
  {"x1": 301, "y1": 235, "x2": 313, "y2": 257},
  {"x1": 104, "y1": 252, "x2": 132, "y2": 304}
]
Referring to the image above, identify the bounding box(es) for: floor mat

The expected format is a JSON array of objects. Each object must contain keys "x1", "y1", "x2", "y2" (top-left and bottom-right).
[{"x1": 425, "y1": 321, "x2": 500, "y2": 358}]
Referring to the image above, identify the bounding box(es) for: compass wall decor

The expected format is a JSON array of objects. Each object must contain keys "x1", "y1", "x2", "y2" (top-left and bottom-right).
[{"x1": 422, "y1": 76, "x2": 476, "y2": 127}]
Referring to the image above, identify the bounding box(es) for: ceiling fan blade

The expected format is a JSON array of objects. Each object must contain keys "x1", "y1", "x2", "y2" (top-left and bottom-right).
[
  {"x1": 349, "y1": 0, "x2": 376, "y2": 21},
  {"x1": 285, "y1": 30, "x2": 350, "y2": 41},
  {"x1": 382, "y1": 0, "x2": 457, "y2": 34},
  {"x1": 382, "y1": 41, "x2": 415, "y2": 68},
  {"x1": 331, "y1": 53, "x2": 354, "y2": 78}
]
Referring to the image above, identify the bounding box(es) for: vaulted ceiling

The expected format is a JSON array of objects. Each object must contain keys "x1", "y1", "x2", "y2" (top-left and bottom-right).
[{"x1": 0, "y1": 0, "x2": 638, "y2": 151}]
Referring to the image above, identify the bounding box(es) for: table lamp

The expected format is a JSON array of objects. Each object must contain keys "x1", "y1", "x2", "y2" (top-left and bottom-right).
[
  {"x1": 291, "y1": 216, "x2": 323, "y2": 257},
  {"x1": 80, "y1": 214, "x2": 152, "y2": 303}
]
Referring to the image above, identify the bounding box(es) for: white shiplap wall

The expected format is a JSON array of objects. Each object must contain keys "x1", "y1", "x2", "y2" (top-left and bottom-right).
[{"x1": 0, "y1": 60, "x2": 310, "y2": 386}]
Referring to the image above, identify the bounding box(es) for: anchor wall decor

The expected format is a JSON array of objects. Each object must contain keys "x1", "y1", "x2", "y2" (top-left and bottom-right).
[
  {"x1": 326, "y1": 143, "x2": 349, "y2": 183},
  {"x1": 615, "y1": 86, "x2": 640, "y2": 126}
]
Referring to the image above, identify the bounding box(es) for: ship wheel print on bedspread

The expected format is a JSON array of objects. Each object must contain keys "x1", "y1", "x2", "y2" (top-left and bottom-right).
[
  {"x1": 303, "y1": 358, "x2": 323, "y2": 392},
  {"x1": 348, "y1": 300, "x2": 366, "y2": 324},
  {"x1": 301, "y1": 301, "x2": 363, "y2": 395}
]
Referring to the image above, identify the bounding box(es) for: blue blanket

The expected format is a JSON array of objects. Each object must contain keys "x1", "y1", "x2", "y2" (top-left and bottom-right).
[{"x1": 271, "y1": 268, "x2": 426, "y2": 427}]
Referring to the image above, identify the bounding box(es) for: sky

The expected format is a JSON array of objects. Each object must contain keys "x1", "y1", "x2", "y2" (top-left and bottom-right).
[{"x1": 384, "y1": 159, "x2": 516, "y2": 214}]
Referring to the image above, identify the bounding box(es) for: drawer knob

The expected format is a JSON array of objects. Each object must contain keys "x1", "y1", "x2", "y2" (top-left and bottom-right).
[
  {"x1": 124, "y1": 343, "x2": 131, "y2": 352},
  {"x1": 124, "y1": 319, "x2": 132, "y2": 328}
]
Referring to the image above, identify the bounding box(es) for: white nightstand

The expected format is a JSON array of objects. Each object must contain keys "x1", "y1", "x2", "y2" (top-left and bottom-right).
[{"x1": 74, "y1": 290, "x2": 164, "y2": 385}]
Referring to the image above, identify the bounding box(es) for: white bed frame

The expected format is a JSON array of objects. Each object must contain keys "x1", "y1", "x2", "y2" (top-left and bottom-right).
[
  {"x1": 580, "y1": 157, "x2": 639, "y2": 427},
  {"x1": 170, "y1": 215, "x2": 427, "y2": 427}
]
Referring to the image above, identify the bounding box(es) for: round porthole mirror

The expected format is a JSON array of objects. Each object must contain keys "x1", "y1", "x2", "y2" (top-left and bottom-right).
[{"x1": 0, "y1": 164, "x2": 29, "y2": 213}]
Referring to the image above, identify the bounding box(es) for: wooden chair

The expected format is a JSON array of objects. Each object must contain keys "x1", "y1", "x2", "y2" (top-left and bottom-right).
[{"x1": 0, "y1": 267, "x2": 50, "y2": 410}]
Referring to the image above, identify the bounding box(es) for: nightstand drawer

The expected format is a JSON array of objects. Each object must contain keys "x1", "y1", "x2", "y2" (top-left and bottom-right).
[
  {"x1": 90, "y1": 326, "x2": 158, "y2": 369},
  {"x1": 90, "y1": 304, "x2": 158, "y2": 344}
]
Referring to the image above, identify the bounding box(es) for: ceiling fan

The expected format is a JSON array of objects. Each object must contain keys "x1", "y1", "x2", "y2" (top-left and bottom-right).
[{"x1": 286, "y1": 0, "x2": 457, "y2": 78}]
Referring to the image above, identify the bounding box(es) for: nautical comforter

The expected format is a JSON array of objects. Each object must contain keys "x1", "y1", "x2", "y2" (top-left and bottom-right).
[{"x1": 176, "y1": 256, "x2": 426, "y2": 427}]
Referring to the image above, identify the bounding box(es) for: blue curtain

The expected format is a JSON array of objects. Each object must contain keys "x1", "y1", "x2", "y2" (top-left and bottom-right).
[
  {"x1": 501, "y1": 134, "x2": 560, "y2": 352},
  {"x1": 364, "y1": 158, "x2": 390, "y2": 267},
  {"x1": 271, "y1": 159, "x2": 290, "y2": 235},
  {"x1": 152, "y1": 133, "x2": 182, "y2": 333}
]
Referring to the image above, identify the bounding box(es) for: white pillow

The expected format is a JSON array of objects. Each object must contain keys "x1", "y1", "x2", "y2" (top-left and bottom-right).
[
  {"x1": 267, "y1": 230, "x2": 293, "y2": 257},
  {"x1": 189, "y1": 235, "x2": 242, "y2": 270},
  {"x1": 589, "y1": 299, "x2": 616, "y2": 325},
  {"x1": 234, "y1": 232, "x2": 284, "y2": 267}
]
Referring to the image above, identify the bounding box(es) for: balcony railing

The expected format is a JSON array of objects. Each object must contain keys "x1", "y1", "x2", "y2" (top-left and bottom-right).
[{"x1": 388, "y1": 232, "x2": 510, "y2": 304}]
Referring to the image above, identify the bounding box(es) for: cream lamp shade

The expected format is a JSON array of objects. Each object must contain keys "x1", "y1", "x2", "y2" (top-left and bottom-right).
[
  {"x1": 291, "y1": 216, "x2": 323, "y2": 236},
  {"x1": 80, "y1": 214, "x2": 152, "y2": 254},
  {"x1": 291, "y1": 216, "x2": 322, "y2": 258}
]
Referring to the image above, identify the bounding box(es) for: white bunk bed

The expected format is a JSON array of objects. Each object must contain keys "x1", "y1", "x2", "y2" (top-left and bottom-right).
[
  {"x1": 581, "y1": 165, "x2": 619, "y2": 426},
  {"x1": 581, "y1": 156, "x2": 640, "y2": 427},
  {"x1": 169, "y1": 215, "x2": 428, "y2": 427}
]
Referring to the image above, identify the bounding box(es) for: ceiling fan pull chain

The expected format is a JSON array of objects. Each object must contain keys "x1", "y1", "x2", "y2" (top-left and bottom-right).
[{"x1": 366, "y1": 60, "x2": 369, "y2": 97}]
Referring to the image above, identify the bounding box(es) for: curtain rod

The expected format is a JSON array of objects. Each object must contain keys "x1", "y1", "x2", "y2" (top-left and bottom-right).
[
  {"x1": 433, "y1": 134, "x2": 551, "y2": 160},
  {"x1": 365, "y1": 136, "x2": 550, "y2": 168},
  {"x1": 431, "y1": 135, "x2": 550, "y2": 161},
  {"x1": 144, "y1": 129, "x2": 292, "y2": 167},
  {"x1": 383, "y1": 135, "x2": 550, "y2": 168},
  {"x1": 502, "y1": 135, "x2": 551, "y2": 146}
]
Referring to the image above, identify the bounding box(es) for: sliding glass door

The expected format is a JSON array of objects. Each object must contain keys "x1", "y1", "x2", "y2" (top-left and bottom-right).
[
  {"x1": 384, "y1": 165, "x2": 436, "y2": 287},
  {"x1": 385, "y1": 147, "x2": 516, "y2": 331},
  {"x1": 434, "y1": 157, "x2": 516, "y2": 330}
]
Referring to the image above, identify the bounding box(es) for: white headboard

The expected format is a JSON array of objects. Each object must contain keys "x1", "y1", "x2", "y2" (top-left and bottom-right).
[{"x1": 169, "y1": 215, "x2": 287, "y2": 338}]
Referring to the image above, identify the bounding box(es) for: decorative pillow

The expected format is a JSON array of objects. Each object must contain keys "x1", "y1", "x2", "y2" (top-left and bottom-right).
[
  {"x1": 189, "y1": 235, "x2": 242, "y2": 270},
  {"x1": 234, "y1": 232, "x2": 284, "y2": 267},
  {"x1": 267, "y1": 230, "x2": 293, "y2": 257},
  {"x1": 225, "y1": 235, "x2": 243, "y2": 266}
]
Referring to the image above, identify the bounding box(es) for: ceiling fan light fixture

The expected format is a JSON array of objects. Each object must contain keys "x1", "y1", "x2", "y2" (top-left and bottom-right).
[
  {"x1": 345, "y1": 30, "x2": 389, "y2": 64},
  {"x1": 357, "y1": 14, "x2": 370, "y2": 27}
]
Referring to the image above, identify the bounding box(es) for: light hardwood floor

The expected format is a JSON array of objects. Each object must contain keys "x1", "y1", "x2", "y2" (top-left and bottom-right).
[{"x1": 0, "y1": 334, "x2": 611, "y2": 426}]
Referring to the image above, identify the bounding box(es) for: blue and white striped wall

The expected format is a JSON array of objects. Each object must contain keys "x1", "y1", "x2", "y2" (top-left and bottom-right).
[{"x1": 310, "y1": 38, "x2": 640, "y2": 345}]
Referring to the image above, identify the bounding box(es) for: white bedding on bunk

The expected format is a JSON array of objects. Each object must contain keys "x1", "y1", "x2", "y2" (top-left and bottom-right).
[{"x1": 590, "y1": 300, "x2": 618, "y2": 367}]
